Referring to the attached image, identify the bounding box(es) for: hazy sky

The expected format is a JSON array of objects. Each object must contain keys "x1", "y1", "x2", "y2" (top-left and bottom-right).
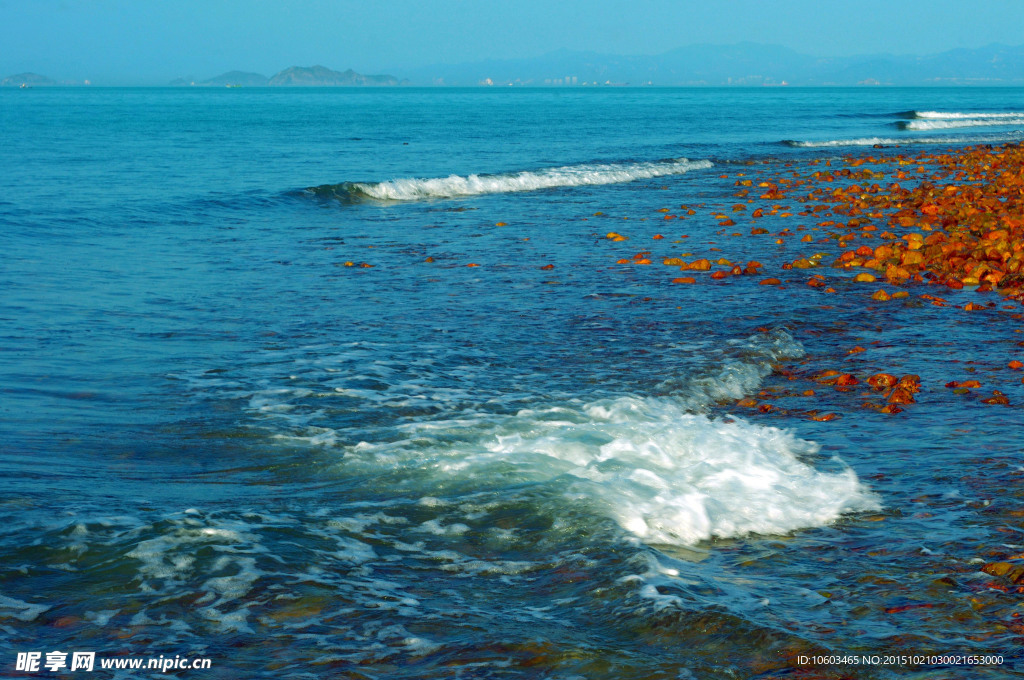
[{"x1": 3, "y1": 0, "x2": 1024, "y2": 83}]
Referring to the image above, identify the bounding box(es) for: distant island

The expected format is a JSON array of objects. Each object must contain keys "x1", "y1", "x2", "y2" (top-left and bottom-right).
[
  {"x1": 170, "y1": 65, "x2": 407, "y2": 87},
  {"x1": 1, "y1": 72, "x2": 56, "y2": 87}
]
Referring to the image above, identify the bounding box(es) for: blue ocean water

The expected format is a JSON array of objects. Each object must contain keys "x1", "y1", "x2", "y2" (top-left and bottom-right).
[{"x1": 2, "y1": 87, "x2": 1024, "y2": 678}]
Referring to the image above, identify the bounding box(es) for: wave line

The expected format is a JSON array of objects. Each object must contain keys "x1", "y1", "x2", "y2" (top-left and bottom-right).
[
  {"x1": 900, "y1": 118, "x2": 1024, "y2": 131},
  {"x1": 913, "y1": 110, "x2": 1024, "y2": 119},
  {"x1": 783, "y1": 132, "x2": 1024, "y2": 148},
  {"x1": 308, "y1": 158, "x2": 713, "y2": 202}
]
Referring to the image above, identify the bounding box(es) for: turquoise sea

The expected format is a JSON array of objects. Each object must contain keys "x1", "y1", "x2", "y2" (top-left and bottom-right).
[{"x1": 3, "y1": 87, "x2": 1024, "y2": 678}]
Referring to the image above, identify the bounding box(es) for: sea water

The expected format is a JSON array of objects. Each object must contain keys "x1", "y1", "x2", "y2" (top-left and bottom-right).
[{"x1": 2, "y1": 87, "x2": 1024, "y2": 678}]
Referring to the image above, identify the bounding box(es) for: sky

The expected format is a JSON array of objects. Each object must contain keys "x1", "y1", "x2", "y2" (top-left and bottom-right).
[{"x1": 3, "y1": 0, "x2": 1024, "y2": 84}]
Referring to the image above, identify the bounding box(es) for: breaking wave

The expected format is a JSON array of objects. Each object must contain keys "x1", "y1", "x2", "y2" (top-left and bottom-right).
[
  {"x1": 207, "y1": 328, "x2": 878, "y2": 547},
  {"x1": 307, "y1": 158, "x2": 713, "y2": 201},
  {"x1": 912, "y1": 110, "x2": 1024, "y2": 119},
  {"x1": 783, "y1": 132, "x2": 1024, "y2": 148},
  {"x1": 480, "y1": 396, "x2": 880, "y2": 546},
  {"x1": 900, "y1": 118, "x2": 1024, "y2": 131}
]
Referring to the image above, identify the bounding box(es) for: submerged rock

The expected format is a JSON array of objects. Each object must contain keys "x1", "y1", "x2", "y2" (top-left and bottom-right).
[{"x1": 982, "y1": 560, "x2": 1024, "y2": 584}]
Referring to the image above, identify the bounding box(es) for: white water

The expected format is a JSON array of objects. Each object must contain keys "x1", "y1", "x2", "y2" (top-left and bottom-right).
[
  {"x1": 298, "y1": 392, "x2": 878, "y2": 547},
  {"x1": 347, "y1": 158, "x2": 713, "y2": 200},
  {"x1": 787, "y1": 132, "x2": 1023, "y2": 147},
  {"x1": 903, "y1": 118, "x2": 1024, "y2": 131},
  {"x1": 484, "y1": 395, "x2": 879, "y2": 545},
  {"x1": 913, "y1": 110, "x2": 1024, "y2": 119},
  {"x1": 180, "y1": 330, "x2": 877, "y2": 548}
]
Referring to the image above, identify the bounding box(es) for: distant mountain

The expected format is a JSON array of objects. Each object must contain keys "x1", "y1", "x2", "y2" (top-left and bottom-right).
[
  {"x1": 168, "y1": 66, "x2": 404, "y2": 87},
  {"x1": 202, "y1": 70, "x2": 269, "y2": 87},
  {"x1": 402, "y1": 42, "x2": 1024, "y2": 86},
  {"x1": 267, "y1": 65, "x2": 402, "y2": 86},
  {"x1": 1, "y1": 72, "x2": 56, "y2": 87}
]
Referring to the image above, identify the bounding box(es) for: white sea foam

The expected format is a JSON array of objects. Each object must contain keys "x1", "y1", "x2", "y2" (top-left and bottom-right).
[
  {"x1": 330, "y1": 393, "x2": 875, "y2": 547},
  {"x1": 914, "y1": 110, "x2": 1024, "y2": 119},
  {"x1": 341, "y1": 158, "x2": 713, "y2": 201},
  {"x1": 0, "y1": 594, "x2": 50, "y2": 622},
  {"x1": 786, "y1": 132, "x2": 1023, "y2": 148},
  {"x1": 84, "y1": 609, "x2": 119, "y2": 626},
  {"x1": 485, "y1": 396, "x2": 878, "y2": 545},
  {"x1": 786, "y1": 137, "x2": 910, "y2": 148},
  {"x1": 208, "y1": 330, "x2": 874, "y2": 547},
  {"x1": 902, "y1": 118, "x2": 1024, "y2": 131},
  {"x1": 418, "y1": 519, "x2": 470, "y2": 536},
  {"x1": 125, "y1": 516, "x2": 263, "y2": 607},
  {"x1": 201, "y1": 606, "x2": 254, "y2": 634}
]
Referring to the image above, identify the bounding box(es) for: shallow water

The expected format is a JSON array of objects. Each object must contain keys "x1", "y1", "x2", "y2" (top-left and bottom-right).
[{"x1": 2, "y1": 86, "x2": 1024, "y2": 678}]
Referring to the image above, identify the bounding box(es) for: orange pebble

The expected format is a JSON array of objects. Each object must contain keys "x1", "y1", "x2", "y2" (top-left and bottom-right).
[
  {"x1": 887, "y1": 387, "x2": 916, "y2": 404},
  {"x1": 867, "y1": 373, "x2": 898, "y2": 389}
]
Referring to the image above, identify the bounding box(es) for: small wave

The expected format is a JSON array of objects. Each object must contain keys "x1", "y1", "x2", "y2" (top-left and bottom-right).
[
  {"x1": 487, "y1": 396, "x2": 879, "y2": 546},
  {"x1": 336, "y1": 392, "x2": 878, "y2": 547},
  {"x1": 655, "y1": 327, "x2": 805, "y2": 407},
  {"x1": 308, "y1": 158, "x2": 713, "y2": 201},
  {"x1": 913, "y1": 110, "x2": 1024, "y2": 119},
  {"x1": 900, "y1": 118, "x2": 1024, "y2": 131},
  {"x1": 322, "y1": 331, "x2": 873, "y2": 545},
  {"x1": 189, "y1": 329, "x2": 875, "y2": 546},
  {"x1": 783, "y1": 132, "x2": 1023, "y2": 148}
]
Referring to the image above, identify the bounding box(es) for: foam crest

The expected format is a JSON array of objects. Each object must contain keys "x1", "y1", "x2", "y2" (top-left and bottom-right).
[
  {"x1": 785, "y1": 132, "x2": 1023, "y2": 148},
  {"x1": 197, "y1": 330, "x2": 873, "y2": 546},
  {"x1": 487, "y1": 396, "x2": 878, "y2": 545},
  {"x1": 913, "y1": 110, "x2": 1024, "y2": 119},
  {"x1": 901, "y1": 118, "x2": 1024, "y2": 131},
  {"x1": 340, "y1": 405, "x2": 874, "y2": 547},
  {"x1": 312, "y1": 158, "x2": 713, "y2": 201}
]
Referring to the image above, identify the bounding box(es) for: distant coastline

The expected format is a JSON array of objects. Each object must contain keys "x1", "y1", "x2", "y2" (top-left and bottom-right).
[
  {"x1": 169, "y1": 65, "x2": 409, "y2": 87},
  {"x1": 8, "y1": 42, "x2": 1024, "y2": 87},
  {"x1": 0, "y1": 65, "x2": 407, "y2": 88},
  {"x1": 1, "y1": 72, "x2": 62, "y2": 87}
]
